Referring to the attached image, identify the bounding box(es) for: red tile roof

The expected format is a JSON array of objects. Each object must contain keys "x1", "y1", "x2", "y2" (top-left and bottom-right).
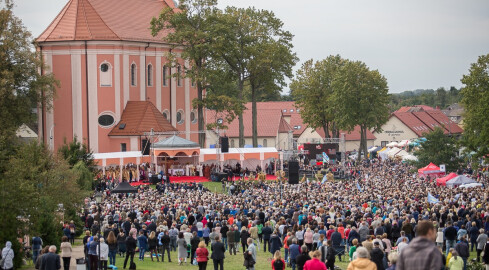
[
  {"x1": 37, "y1": 0, "x2": 173, "y2": 43},
  {"x1": 393, "y1": 112, "x2": 432, "y2": 137},
  {"x1": 412, "y1": 111, "x2": 446, "y2": 132},
  {"x1": 109, "y1": 101, "x2": 176, "y2": 136},
  {"x1": 396, "y1": 105, "x2": 435, "y2": 113},
  {"x1": 206, "y1": 102, "x2": 293, "y2": 137},
  {"x1": 316, "y1": 126, "x2": 376, "y2": 141},
  {"x1": 425, "y1": 110, "x2": 463, "y2": 134}
]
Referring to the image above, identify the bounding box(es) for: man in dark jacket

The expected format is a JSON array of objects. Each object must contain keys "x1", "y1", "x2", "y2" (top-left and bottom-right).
[
  {"x1": 370, "y1": 242, "x2": 385, "y2": 270},
  {"x1": 444, "y1": 222, "x2": 458, "y2": 255},
  {"x1": 289, "y1": 239, "x2": 301, "y2": 270},
  {"x1": 261, "y1": 222, "x2": 273, "y2": 252},
  {"x1": 347, "y1": 227, "x2": 360, "y2": 246},
  {"x1": 295, "y1": 245, "x2": 310, "y2": 270},
  {"x1": 211, "y1": 237, "x2": 225, "y2": 270},
  {"x1": 123, "y1": 234, "x2": 137, "y2": 269},
  {"x1": 455, "y1": 236, "x2": 470, "y2": 270},
  {"x1": 40, "y1": 246, "x2": 61, "y2": 270},
  {"x1": 160, "y1": 230, "x2": 171, "y2": 262},
  {"x1": 397, "y1": 220, "x2": 443, "y2": 270}
]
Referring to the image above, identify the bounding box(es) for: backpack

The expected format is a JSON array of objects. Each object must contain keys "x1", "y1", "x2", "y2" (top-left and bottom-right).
[
  {"x1": 273, "y1": 259, "x2": 284, "y2": 270},
  {"x1": 129, "y1": 261, "x2": 137, "y2": 270}
]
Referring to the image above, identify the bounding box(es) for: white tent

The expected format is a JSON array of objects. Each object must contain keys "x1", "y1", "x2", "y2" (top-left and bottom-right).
[
  {"x1": 402, "y1": 154, "x2": 418, "y2": 161},
  {"x1": 395, "y1": 150, "x2": 409, "y2": 158},
  {"x1": 398, "y1": 140, "x2": 410, "y2": 147},
  {"x1": 459, "y1": 183, "x2": 483, "y2": 188},
  {"x1": 387, "y1": 147, "x2": 402, "y2": 158},
  {"x1": 386, "y1": 142, "x2": 398, "y2": 147}
]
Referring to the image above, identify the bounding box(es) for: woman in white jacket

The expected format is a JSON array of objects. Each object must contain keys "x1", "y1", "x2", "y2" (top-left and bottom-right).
[
  {"x1": 97, "y1": 238, "x2": 109, "y2": 270},
  {"x1": 436, "y1": 228, "x2": 444, "y2": 247}
]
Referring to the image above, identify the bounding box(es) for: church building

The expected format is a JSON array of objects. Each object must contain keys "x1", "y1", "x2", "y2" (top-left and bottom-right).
[{"x1": 36, "y1": 0, "x2": 198, "y2": 154}]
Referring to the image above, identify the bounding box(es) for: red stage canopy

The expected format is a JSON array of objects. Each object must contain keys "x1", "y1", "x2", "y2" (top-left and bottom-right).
[{"x1": 418, "y1": 162, "x2": 445, "y2": 178}]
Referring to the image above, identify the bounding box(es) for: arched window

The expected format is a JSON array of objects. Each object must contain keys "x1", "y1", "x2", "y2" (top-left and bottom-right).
[
  {"x1": 163, "y1": 66, "x2": 167, "y2": 86},
  {"x1": 147, "y1": 64, "x2": 153, "y2": 86},
  {"x1": 177, "y1": 65, "x2": 182, "y2": 86},
  {"x1": 176, "y1": 110, "x2": 184, "y2": 124},
  {"x1": 190, "y1": 110, "x2": 197, "y2": 123},
  {"x1": 130, "y1": 63, "x2": 137, "y2": 86},
  {"x1": 162, "y1": 109, "x2": 169, "y2": 121},
  {"x1": 231, "y1": 139, "x2": 235, "y2": 148},
  {"x1": 100, "y1": 62, "x2": 112, "y2": 87},
  {"x1": 263, "y1": 139, "x2": 267, "y2": 147}
]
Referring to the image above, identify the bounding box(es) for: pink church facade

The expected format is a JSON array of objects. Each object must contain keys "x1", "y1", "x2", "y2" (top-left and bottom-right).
[{"x1": 36, "y1": 0, "x2": 198, "y2": 153}]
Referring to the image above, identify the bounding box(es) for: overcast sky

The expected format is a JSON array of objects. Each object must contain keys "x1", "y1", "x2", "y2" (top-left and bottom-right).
[{"x1": 13, "y1": 0, "x2": 489, "y2": 93}]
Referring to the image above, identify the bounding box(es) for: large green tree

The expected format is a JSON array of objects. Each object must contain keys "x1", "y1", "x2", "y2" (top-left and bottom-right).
[
  {"x1": 414, "y1": 127, "x2": 461, "y2": 172},
  {"x1": 460, "y1": 54, "x2": 489, "y2": 159},
  {"x1": 291, "y1": 55, "x2": 346, "y2": 140},
  {"x1": 151, "y1": 0, "x2": 219, "y2": 147},
  {"x1": 0, "y1": 0, "x2": 57, "y2": 139},
  {"x1": 331, "y1": 60, "x2": 390, "y2": 159}
]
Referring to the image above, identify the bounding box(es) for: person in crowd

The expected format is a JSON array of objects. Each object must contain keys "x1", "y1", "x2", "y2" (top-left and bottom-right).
[
  {"x1": 262, "y1": 222, "x2": 273, "y2": 253},
  {"x1": 211, "y1": 236, "x2": 225, "y2": 270},
  {"x1": 196, "y1": 241, "x2": 209, "y2": 270},
  {"x1": 448, "y1": 250, "x2": 464, "y2": 270},
  {"x1": 370, "y1": 241, "x2": 384, "y2": 270},
  {"x1": 88, "y1": 236, "x2": 99, "y2": 270},
  {"x1": 160, "y1": 230, "x2": 171, "y2": 262},
  {"x1": 304, "y1": 228, "x2": 314, "y2": 252},
  {"x1": 303, "y1": 250, "x2": 327, "y2": 270},
  {"x1": 106, "y1": 231, "x2": 118, "y2": 266},
  {"x1": 476, "y1": 228, "x2": 488, "y2": 262},
  {"x1": 483, "y1": 238, "x2": 489, "y2": 270},
  {"x1": 445, "y1": 222, "x2": 458, "y2": 255},
  {"x1": 97, "y1": 238, "x2": 109, "y2": 270},
  {"x1": 397, "y1": 220, "x2": 443, "y2": 270},
  {"x1": 244, "y1": 237, "x2": 257, "y2": 270},
  {"x1": 191, "y1": 231, "x2": 201, "y2": 263},
  {"x1": 454, "y1": 235, "x2": 470, "y2": 270},
  {"x1": 137, "y1": 230, "x2": 147, "y2": 261},
  {"x1": 347, "y1": 247, "x2": 376, "y2": 270},
  {"x1": 1, "y1": 241, "x2": 14, "y2": 270},
  {"x1": 386, "y1": 252, "x2": 398, "y2": 270},
  {"x1": 123, "y1": 230, "x2": 137, "y2": 269},
  {"x1": 32, "y1": 236, "x2": 43, "y2": 264},
  {"x1": 227, "y1": 227, "x2": 236, "y2": 255},
  {"x1": 177, "y1": 232, "x2": 188, "y2": 265},
  {"x1": 325, "y1": 240, "x2": 336, "y2": 270},
  {"x1": 270, "y1": 230, "x2": 283, "y2": 258},
  {"x1": 289, "y1": 238, "x2": 301, "y2": 270},
  {"x1": 117, "y1": 229, "x2": 126, "y2": 257},
  {"x1": 147, "y1": 231, "x2": 158, "y2": 262},
  {"x1": 241, "y1": 227, "x2": 251, "y2": 253},
  {"x1": 40, "y1": 246, "x2": 61, "y2": 270},
  {"x1": 60, "y1": 236, "x2": 72, "y2": 270},
  {"x1": 271, "y1": 250, "x2": 286, "y2": 270},
  {"x1": 296, "y1": 245, "x2": 311, "y2": 270}
]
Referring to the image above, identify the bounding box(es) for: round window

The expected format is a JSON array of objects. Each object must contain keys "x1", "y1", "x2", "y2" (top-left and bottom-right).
[
  {"x1": 98, "y1": 114, "x2": 114, "y2": 127},
  {"x1": 190, "y1": 111, "x2": 197, "y2": 123},
  {"x1": 176, "y1": 111, "x2": 184, "y2": 124},
  {"x1": 100, "y1": 63, "x2": 109, "y2": 72}
]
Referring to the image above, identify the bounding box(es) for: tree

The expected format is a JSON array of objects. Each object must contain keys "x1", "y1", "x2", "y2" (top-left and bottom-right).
[
  {"x1": 151, "y1": 0, "x2": 219, "y2": 148},
  {"x1": 460, "y1": 54, "x2": 489, "y2": 159},
  {"x1": 291, "y1": 55, "x2": 346, "y2": 140},
  {"x1": 331, "y1": 60, "x2": 390, "y2": 159},
  {"x1": 414, "y1": 127, "x2": 461, "y2": 172},
  {"x1": 0, "y1": 0, "x2": 57, "y2": 139},
  {"x1": 58, "y1": 136, "x2": 95, "y2": 170},
  {"x1": 435, "y1": 87, "x2": 447, "y2": 108}
]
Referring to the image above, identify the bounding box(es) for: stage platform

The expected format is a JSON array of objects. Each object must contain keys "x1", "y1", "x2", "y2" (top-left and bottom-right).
[{"x1": 128, "y1": 175, "x2": 278, "y2": 186}]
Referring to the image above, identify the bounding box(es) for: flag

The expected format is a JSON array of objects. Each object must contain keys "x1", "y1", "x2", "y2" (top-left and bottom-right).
[
  {"x1": 356, "y1": 182, "x2": 362, "y2": 192},
  {"x1": 322, "y1": 174, "x2": 327, "y2": 184},
  {"x1": 428, "y1": 192, "x2": 439, "y2": 204},
  {"x1": 322, "y1": 152, "x2": 330, "y2": 163}
]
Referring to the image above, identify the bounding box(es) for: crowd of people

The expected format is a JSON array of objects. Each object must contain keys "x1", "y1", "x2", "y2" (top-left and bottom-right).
[{"x1": 6, "y1": 159, "x2": 489, "y2": 270}]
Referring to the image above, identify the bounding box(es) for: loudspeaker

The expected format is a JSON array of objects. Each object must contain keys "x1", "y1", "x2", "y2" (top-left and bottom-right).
[
  {"x1": 217, "y1": 172, "x2": 228, "y2": 182},
  {"x1": 288, "y1": 161, "x2": 299, "y2": 184},
  {"x1": 150, "y1": 175, "x2": 159, "y2": 185},
  {"x1": 141, "y1": 139, "x2": 151, "y2": 155},
  {"x1": 220, "y1": 137, "x2": 229, "y2": 153}
]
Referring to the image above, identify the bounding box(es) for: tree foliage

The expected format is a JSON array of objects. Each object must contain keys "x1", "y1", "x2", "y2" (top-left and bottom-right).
[
  {"x1": 151, "y1": 0, "x2": 219, "y2": 148},
  {"x1": 331, "y1": 60, "x2": 390, "y2": 159},
  {"x1": 414, "y1": 127, "x2": 461, "y2": 172},
  {"x1": 460, "y1": 54, "x2": 489, "y2": 160},
  {"x1": 58, "y1": 136, "x2": 95, "y2": 170},
  {"x1": 291, "y1": 55, "x2": 345, "y2": 140},
  {"x1": 0, "y1": 1, "x2": 57, "y2": 138},
  {"x1": 389, "y1": 87, "x2": 461, "y2": 112}
]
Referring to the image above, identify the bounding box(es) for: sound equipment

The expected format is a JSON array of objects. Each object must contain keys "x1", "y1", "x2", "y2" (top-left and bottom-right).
[
  {"x1": 141, "y1": 139, "x2": 151, "y2": 155},
  {"x1": 150, "y1": 175, "x2": 159, "y2": 185},
  {"x1": 217, "y1": 172, "x2": 228, "y2": 182},
  {"x1": 288, "y1": 161, "x2": 299, "y2": 184},
  {"x1": 220, "y1": 137, "x2": 229, "y2": 153}
]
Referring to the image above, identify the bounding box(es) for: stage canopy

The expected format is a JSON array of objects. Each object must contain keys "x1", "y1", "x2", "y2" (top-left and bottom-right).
[
  {"x1": 446, "y1": 175, "x2": 478, "y2": 187},
  {"x1": 111, "y1": 181, "x2": 138, "y2": 193},
  {"x1": 153, "y1": 135, "x2": 200, "y2": 158},
  {"x1": 436, "y1": 172, "x2": 457, "y2": 186}
]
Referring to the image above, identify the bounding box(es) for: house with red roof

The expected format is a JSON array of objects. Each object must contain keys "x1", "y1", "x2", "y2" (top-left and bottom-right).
[
  {"x1": 36, "y1": 0, "x2": 197, "y2": 154},
  {"x1": 373, "y1": 107, "x2": 463, "y2": 146}
]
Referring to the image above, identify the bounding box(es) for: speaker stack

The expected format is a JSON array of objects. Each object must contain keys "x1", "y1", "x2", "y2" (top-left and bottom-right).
[{"x1": 288, "y1": 161, "x2": 299, "y2": 184}]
